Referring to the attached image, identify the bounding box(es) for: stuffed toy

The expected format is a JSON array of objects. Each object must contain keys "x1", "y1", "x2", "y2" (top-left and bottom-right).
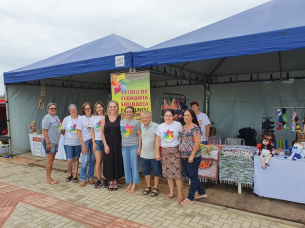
[
  {"x1": 290, "y1": 111, "x2": 297, "y2": 133},
  {"x1": 295, "y1": 113, "x2": 300, "y2": 133},
  {"x1": 257, "y1": 131, "x2": 275, "y2": 169},
  {"x1": 275, "y1": 109, "x2": 282, "y2": 130},
  {"x1": 297, "y1": 131, "x2": 305, "y2": 143},
  {"x1": 281, "y1": 108, "x2": 289, "y2": 130},
  {"x1": 285, "y1": 143, "x2": 304, "y2": 160}
]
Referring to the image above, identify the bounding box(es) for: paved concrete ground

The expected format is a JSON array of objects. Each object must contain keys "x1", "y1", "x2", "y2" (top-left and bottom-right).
[{"x1": 0, "y1": 159, "x2": 304, "y2": 228}]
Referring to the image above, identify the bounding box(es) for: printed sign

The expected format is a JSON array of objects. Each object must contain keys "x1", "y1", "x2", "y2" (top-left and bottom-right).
[
  {"x1": 115, "y1": 55, "x2": 125, "y2": 67},
  {"x1": 111, "y1": 71, "x2": 151, "y2": 120}
]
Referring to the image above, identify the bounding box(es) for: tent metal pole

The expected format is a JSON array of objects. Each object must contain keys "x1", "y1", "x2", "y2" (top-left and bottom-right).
[
  {"x1": 5, "y1": 85, "x2": 12, "y2": 156},
  {"x1": 278, "y1": 51, "x2": 282, "y2": 80}
]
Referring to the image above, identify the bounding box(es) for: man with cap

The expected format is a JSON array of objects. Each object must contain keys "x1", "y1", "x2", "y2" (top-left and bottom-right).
[{"x1": 190, "y1": 101, "x2": 210, "y2": 145}]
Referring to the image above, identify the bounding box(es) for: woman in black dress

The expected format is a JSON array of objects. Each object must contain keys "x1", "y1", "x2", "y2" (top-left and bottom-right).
[{"x1": 101, "y1": 100, "x2": 124, "y2": 191}]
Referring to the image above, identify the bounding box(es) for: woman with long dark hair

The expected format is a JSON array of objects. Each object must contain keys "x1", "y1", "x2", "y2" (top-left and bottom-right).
[{"x1": 179, "y1": 109, "x2": 207, "y2": 205}]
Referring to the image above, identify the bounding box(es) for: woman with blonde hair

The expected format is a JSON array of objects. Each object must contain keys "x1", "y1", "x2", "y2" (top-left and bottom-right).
[
  {"x1": 101, "y1": 100, "x2": 124, "y2": 191},
  {"x1": 90, "y1": 101, "x2": 105, "y2": 188}
]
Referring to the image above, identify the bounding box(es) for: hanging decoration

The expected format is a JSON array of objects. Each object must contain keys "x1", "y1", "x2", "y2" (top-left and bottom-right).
[{"x1": 38, "y1": 82, "x2": 46, "y2": 109}]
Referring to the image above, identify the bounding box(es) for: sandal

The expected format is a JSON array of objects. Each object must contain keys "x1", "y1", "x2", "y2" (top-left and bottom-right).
[
  {"x1": 46, "y1": 180, "x2": 59, "y2": 184},
  {"x1": 73, "y1": 177, "x2": 78, "y2": 183},
  {"x1": 176, "y1": 197, "x2": 183, "y2": 203},
  {"x1": 143, "y1": 187, "x2": 151, "y2": 195},
  {"x1": 66, "y1": 175, "x2": 73, "y2": 182},
  {"x1": 181, "y1": 198, "x2": 194, "y2": 206},
  {"x1": 102, "y1": 179, "x2": 109, "y2": 188},
  {"x1": 124, "y1": 185, "x2": 132, "y2": 193},
  {"x1": 127, "y1": 188, "x2": 136, "y2": 194},
  {"x1": 165, "y1": 194, "x2": 175, "y2": 199},
  {"x1": 195, "y1": 193, "x2": 207, "y2": 199},
  {"x1": 150, "y1": 188, "x2": 159, "y2": 197},
  {"x1": 108, "y1": 181, "x2": 113, "y2": 192},
  {"x1": 113, "y1": 182, "x2": 118, "y2": 191}
]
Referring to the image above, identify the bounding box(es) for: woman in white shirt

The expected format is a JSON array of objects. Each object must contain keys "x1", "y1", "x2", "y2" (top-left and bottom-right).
[
  {"x1": 155, "y1": 110, "x2": 184, "y2": 202},
  {"x1": 62, "y1": 104, "x2": 81, "y2": 183},
  {"x1": 77, "y1": 102, "x2": 95, "y2": 187},
  {"x1": 90, "y1": 101, "x2": 105, "y2": 188}
]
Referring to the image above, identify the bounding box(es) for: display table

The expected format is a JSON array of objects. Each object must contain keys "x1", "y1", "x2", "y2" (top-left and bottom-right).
[
  {"x1": 29, "y1": 134, "x2": 66, "y2": 160},
  {"x1": 254, "y1": 156, "x2": 305, "y2": 204},
  {"x1": 219, "y1": 145, "x2": 256, "y2": 193}
]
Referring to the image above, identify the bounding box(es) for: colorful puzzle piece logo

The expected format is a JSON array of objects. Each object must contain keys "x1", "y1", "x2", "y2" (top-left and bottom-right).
[
  {"x1": 96, "y1": 120, "x2": 102, "y2": 129},
  {"x1": 56, "y1": 119, "x2": 62, "y2": 131},
  {"x1": 111, "y1": 73, "x2": 130, "y2": 94},
  {"x1": 163, "y1": 129, "x2": 174, "y2": 141},
  {"x1": 70, "y1": 124, "x2": 77, "y2": 133},
  {"x1": 121, "y1": 123, "x2": 134, "y2": 137}
]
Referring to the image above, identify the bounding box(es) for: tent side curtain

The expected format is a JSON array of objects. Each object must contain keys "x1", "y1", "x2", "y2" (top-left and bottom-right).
[
  {"x1": 7, "y1": 84, "x2": 108, "y2": 155},
  {"x1": 4, "y1": 52, "x2": 132, "y2": 84},
  {"x1": 133, "y1": 26, "x2": 305, "y2": 68}
]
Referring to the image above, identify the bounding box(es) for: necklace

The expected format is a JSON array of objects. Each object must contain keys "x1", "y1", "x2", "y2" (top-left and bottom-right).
[{"x1": 108, "y1": 115, "x2": 117, "y2": 134}]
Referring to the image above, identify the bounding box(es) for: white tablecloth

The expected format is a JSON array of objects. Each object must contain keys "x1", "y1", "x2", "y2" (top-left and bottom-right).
[
  {"x1": 29, "y1": 134, "x2": 66, "y2": 160},
  {"x1": 254, "y1": 155, "x2": 305, "y2": 204}
]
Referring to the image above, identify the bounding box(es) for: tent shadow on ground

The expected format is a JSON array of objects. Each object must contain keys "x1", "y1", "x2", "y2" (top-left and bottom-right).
[{"x1": 4, "y1": 152, "x2": 305, "y2": 224}]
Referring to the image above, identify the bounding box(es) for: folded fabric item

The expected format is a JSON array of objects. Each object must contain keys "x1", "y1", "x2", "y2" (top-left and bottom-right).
[
  {"x1": 198, "y1": 149, "x2": 220, "y2": 182},
  {"x1": 219, "y1": 145, "x2": 256, "y2": 187}
]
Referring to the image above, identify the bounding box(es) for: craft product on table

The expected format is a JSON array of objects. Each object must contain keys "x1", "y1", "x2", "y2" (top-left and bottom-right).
[
  {"x1": 219, "y1": 145, "x2": 256, "y2": 188},
  {"x1": 198, "y1": 144, "x2": 222, "y2": 183}
]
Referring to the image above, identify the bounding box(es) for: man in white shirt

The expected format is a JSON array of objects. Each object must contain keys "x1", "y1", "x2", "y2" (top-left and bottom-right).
[{"x1": 190, "y1": 101, "x2": 211, "y2": 145}]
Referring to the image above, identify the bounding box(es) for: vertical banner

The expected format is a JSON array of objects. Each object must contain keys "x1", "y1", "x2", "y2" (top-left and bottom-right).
[{"x1": 111, "y1": 71, "x2": 151, "y2": 120}]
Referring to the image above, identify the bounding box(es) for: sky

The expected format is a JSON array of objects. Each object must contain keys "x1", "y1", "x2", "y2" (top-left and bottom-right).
[{"x1": 0, "y1": 0, "x2": 270, "y2": 95}]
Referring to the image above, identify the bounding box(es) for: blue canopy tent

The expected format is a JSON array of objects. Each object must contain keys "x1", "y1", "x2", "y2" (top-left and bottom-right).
[
  {"x1": 134, "y1": 0, "x2": 305, "y2": 143},
  {"x1": 3, "y1": 34, "x2": 144, "y2": 155},
  {"x1": 4, "y1": 34, "x2": 144, "y2": 84},
  {"x1": 134, "y1": 0, "x2": 305, "y2": 70}
]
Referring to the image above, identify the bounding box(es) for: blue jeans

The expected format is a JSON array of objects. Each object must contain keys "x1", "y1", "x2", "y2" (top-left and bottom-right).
[
  {"x1": 122, "y1": 145, "x2": 140, "y2": 184},
  {"x1": 80, "y1": 139, "x2": 95, "y2": 181},
  {"x1": 64, "y1": 145, "x2": 81, "y2": 160},
  {"x1": 182, "y1": 156, "x2": 206, "y2": 201}
]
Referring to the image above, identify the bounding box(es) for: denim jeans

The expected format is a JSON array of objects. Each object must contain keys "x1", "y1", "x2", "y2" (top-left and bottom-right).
[
  {"x1": 122, "y1": 145, "x2": 140, "y2": 184},
  {"x1": 182, "y1": 156, "x2": 206, "y2": 201},
  {"x1": 80, "y1": 139, "x2": 95, "y2": 181}
]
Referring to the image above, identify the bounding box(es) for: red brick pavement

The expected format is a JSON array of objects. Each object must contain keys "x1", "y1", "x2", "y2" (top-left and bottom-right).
[{"x1": 0, "y1": 182, "x2": 150, "y2": 228}]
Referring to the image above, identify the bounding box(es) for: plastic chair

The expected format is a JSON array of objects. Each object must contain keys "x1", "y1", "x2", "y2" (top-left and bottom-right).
[
  {"x1": 208, "y1": 135, "x2": 222, "y2": 144},
  {"x1": 225, "y1": 138, "x2": 245, "y2": 145}
]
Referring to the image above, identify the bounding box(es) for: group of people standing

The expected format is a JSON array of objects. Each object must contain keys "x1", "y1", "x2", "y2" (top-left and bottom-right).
[{"x1": 42, "y1": 100, "x2": 211, "y2": 206}]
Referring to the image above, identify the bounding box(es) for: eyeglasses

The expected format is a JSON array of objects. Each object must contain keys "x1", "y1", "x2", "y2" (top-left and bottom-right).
[
  {"x1": 49, "y1": 108, "x2": 57, "y2": 110},
  {"x1": 85, "y1": 108, "x2": 91, "y2": 110}
]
